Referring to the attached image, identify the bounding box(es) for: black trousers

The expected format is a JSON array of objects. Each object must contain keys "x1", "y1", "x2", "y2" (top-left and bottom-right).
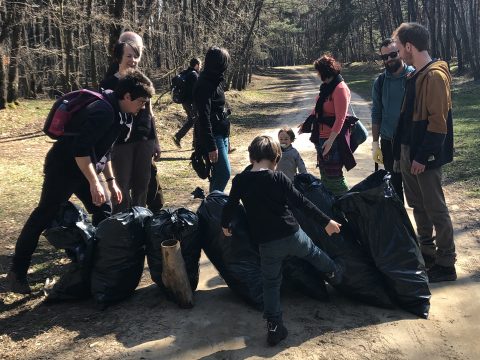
[
  {"x1": 11, "y1": 148, "x2": 111, "y2": 277},
  {"x1": 381, "y1": 138, "x2": 404, "y2": 203},
  {"x1": 175, "y1": 103, "x2": 197, "y2": 141}
]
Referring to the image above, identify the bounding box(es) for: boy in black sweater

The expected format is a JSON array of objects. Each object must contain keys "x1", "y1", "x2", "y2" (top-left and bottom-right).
[{"x1": 221, "y1": 135, "x2": 342, "y2": 346}]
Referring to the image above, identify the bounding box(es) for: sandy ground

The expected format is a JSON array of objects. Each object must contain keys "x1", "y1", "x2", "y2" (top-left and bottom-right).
[
  {"x1": 1, "y1": 67, "x2": 480, "y2": 360},
  {"x1": 120, "y1": 68, "x2": 480, "y2": 360}
]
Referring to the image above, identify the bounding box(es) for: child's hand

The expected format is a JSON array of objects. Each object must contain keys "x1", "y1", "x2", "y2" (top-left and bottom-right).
[
  {"x1": 222, "y1": 227, "x2": 232, "y2": 237},
  {"x1": 325, "y1": 220, "x2": 341, "y2": 236}
]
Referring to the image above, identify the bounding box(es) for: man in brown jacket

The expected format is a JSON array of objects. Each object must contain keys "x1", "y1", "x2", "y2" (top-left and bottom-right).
[{"x1": 392, "y1": 22, "x2": 456, "y2": 282}]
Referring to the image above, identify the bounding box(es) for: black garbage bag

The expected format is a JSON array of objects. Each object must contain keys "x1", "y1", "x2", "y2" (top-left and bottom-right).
[
  {"x1": 43, "y1": 201, "x2": 95, "y2": 262},
  {"x1": 292, "y1": 173, "x2": 394, "y2": 308},
  {"x1": 282, "y1": 257, "x2": 329, "y2": 301},
  {"x1": 42, "y1": 201, "x2": 96, "y2": 302},
  {"x1": 336, "y1": 170, "x2": 431, "y2": 318},
  {"x1": 146, "y1": 208, "x2": 201, "y2": 291},
  {"x1": 197, "y1": 191, "x2": 263, "y2": 309},
  {"x1": 45, "y1": 240, "x2": 95, "y2": 302},
  {"x1": 91, "y1": 207, "x2": 152, "y2": 308}
]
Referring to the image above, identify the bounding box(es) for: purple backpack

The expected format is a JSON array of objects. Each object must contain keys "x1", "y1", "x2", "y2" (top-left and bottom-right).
[{"x1": 43, "y1": 89, "x2": 112, "y2": 139}]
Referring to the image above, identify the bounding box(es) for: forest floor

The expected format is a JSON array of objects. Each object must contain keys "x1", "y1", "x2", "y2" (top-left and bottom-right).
[{"x1": 0, "y1": 66, "x2": 479, "y2": 360}]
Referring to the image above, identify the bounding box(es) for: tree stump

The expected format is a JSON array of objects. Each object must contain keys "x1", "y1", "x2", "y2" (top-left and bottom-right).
[{"x1": 161, "y1": 239, "x2": 194, "y2": 308}]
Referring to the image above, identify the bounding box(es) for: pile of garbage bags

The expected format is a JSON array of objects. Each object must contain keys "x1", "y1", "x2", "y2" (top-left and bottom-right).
[
  {"x1": 43, "y1": 203, "x2": 201, "y2": 309},
  {"x1": 44, "y1": 170, "x2": 430, "y2": 318}
]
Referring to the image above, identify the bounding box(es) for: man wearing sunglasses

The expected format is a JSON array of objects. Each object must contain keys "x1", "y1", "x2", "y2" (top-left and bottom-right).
[{"x1": 371, "y1": 38, "x2": 414, "y2": 203}]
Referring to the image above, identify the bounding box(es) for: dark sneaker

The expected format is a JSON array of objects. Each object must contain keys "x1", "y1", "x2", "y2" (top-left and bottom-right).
[
  {"x1": 6, "y1": 271, "x2": 31, "y2": 294},
  {"x1": 172, "y1": 135, "x2": 181, "y2": 148},
  {"x1": 325, "y1": 262, "x2": 344, "y2": 286},
  {"x1": 267, "y1": 321, "x2": 288, "y2": 346},
  {"x1": 427, "y1": 264, "x2": 457, "y2": 283},
  {"x1": 421, "y1": 253, "x2": 436, "y2": 270}
]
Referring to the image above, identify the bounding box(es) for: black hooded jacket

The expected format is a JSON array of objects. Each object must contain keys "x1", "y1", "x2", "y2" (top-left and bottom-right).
[{"x1": 193, "y1": 71, "x2": 229, "y2": 153}]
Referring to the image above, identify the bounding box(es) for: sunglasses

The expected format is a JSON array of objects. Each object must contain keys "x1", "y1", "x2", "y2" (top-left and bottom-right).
[{"x1": 380, "y1": 51, "x2": 399, "y2": 61}]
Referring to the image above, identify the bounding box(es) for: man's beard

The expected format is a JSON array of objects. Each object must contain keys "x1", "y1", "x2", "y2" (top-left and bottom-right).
[{"x1": 385, "y1": 59, "x2": 402, "y2": 73}]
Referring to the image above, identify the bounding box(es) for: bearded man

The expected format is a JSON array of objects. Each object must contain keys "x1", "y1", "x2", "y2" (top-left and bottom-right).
[{"x1": 371, "y1": 38, "x2": 414, "y2": 203}]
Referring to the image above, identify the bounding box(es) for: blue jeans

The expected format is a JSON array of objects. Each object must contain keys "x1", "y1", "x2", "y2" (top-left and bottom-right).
[
  {"x1": 209, "y1": 136, "x2": 231, "y2": 192},
  {"x1": 259, "y1": 228, "x2": 335, "y2": 322}
]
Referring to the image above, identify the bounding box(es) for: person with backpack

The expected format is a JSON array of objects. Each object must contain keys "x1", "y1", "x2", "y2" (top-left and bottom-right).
[
  {"x1": 371, "y1": 38, "x2": 414, "y2": 203},
  {"x1": 172, "y1": 58, "x2": 201, "y2": 148},
  {"x1": 193, "y1": 46, "x2": 232, "y2": 192},
  {"x1": 6, "y1": 70, "x2": 155, "y2": 294},
  {"x1": 100, "y1": 39, "x2": 161, "y2": 213}
]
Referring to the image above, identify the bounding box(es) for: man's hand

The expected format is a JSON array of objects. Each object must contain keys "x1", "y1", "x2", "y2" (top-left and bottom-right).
[
  {"x1": 153, "y1": 143, "x2": 161, "y2": 162},
  {"x1": 107, "y1": 180, "x2": 123, "y2": 205},
  {"x1": 325, "y1": 220, "x2": 342, "y2": 236},
  {"x1": 222, "y1": 227, "x2": 232, "y2": 237},
  {"x1": 90, "y1": 180, "x2": 107, "y2": 207},
  {"x1": 410, "y1": 160, "x2": 426, "y2": 175},
  {"x1": 209, "y1": 149, "x2": 219, "y2": 163},
  {"x1": 393, "y1": 160, "x2": 401, "y2": 173},
  {"x1": 372, "y1": 141, "x2": 383, "y2": 164}
]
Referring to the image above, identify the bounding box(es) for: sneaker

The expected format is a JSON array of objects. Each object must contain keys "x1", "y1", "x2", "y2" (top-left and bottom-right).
[
  {"x1": 427, "y1": 264, "x2": 457, "y2": 283},
  {"x1": 6, "y1": 271, "x2": 31, "y2": 294},
  {"x1": 266, "y1": 321, "x2": 288, "y2": 346},
  {"x1": 421, "y1": 253, "x2": 436, "y2": 270},
  {"x1": 172, "y1": 135, "x2": 181, "y2": 148},
  {"x1": 325, "y1": 262, "x2": 344, "y2": 286}
]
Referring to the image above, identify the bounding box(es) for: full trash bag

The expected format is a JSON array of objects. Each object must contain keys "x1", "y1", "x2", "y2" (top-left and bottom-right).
[
  {"x1": 43, "y1": 201, "x2": 95, "y2": 262},
  {"x1": 336, "y1": 170, "x2": 431, "y2": 318},
  {"x1": 146, "y1": 208, "x2": 201, "y2": 291},
  {"x1": 292, "y1": 173, "x2": 394, "y2": 308},
  {"x1": 282, "y1": 256, "x2": 329, "y2": 301},
  {"x1": 91, "y1": 207, "x2": 152, "y2": 308},
  {"x1": 197, "y1": 191, "x2": 263, "y2": 309},
  {"x1": 198, "y1": 191, "x2": 330, "y2": 308},
  {"x1": 43, "y1": 201, "x2": 96, "y2": 301}
]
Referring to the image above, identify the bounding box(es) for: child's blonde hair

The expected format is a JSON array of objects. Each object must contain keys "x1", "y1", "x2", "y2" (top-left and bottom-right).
[
  {"x1": 248, "y1": 135, "x2": 282, "y2": 164},
  {"x1": 278, "y1": 127, "x2": 296, "y2": 142}
]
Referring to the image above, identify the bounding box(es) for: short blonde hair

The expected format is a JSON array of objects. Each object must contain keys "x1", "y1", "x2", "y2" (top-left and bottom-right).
[{"x1": 248, "y1": 135, "x2": 282, "y2": 164}]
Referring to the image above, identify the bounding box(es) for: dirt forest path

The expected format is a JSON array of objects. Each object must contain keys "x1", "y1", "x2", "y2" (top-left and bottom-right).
[
  {"x1": 124, "y1": 68, "x2": 480, "y2": 359},
  {"x1": 1, "y1": 67, "x2": 480, "y2": 360}
]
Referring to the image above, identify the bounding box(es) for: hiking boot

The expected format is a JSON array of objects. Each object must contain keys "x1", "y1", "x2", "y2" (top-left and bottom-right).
[
  {"x1": 172, "y1": 135, "x2": 181, "y2": 148},
  {"x1": 266, "y1": 320, "x2": 288, "y2": 346},
  {"x1": 6, "y1": 271, "x2": 31, "y2": 294},
  {"x1": 427, "y1": 264, "x2": 457, "y2": 283},
  {"x1": 325, "y1": 262, "x2": 344, "y2": 286},
  {"x1": 421, "y1": 253, "x2": 436, "y2": 270}
]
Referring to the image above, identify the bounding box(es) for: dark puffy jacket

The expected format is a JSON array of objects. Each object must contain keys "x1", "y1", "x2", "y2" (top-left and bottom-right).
[{"x1": 193, "y1": 71, "x2": 229, "y2": 153}]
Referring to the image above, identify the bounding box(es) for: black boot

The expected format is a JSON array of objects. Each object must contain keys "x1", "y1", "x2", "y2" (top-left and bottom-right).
[
  {"x1": 6, "y1": 270, "x2": 31, "y2": 294},
  {"x1": 427, "y1": 264, "x2": 457, "y2": 283},
  {"x1": 266, "y1": 320, "x2": 288, "y2": 346}
]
